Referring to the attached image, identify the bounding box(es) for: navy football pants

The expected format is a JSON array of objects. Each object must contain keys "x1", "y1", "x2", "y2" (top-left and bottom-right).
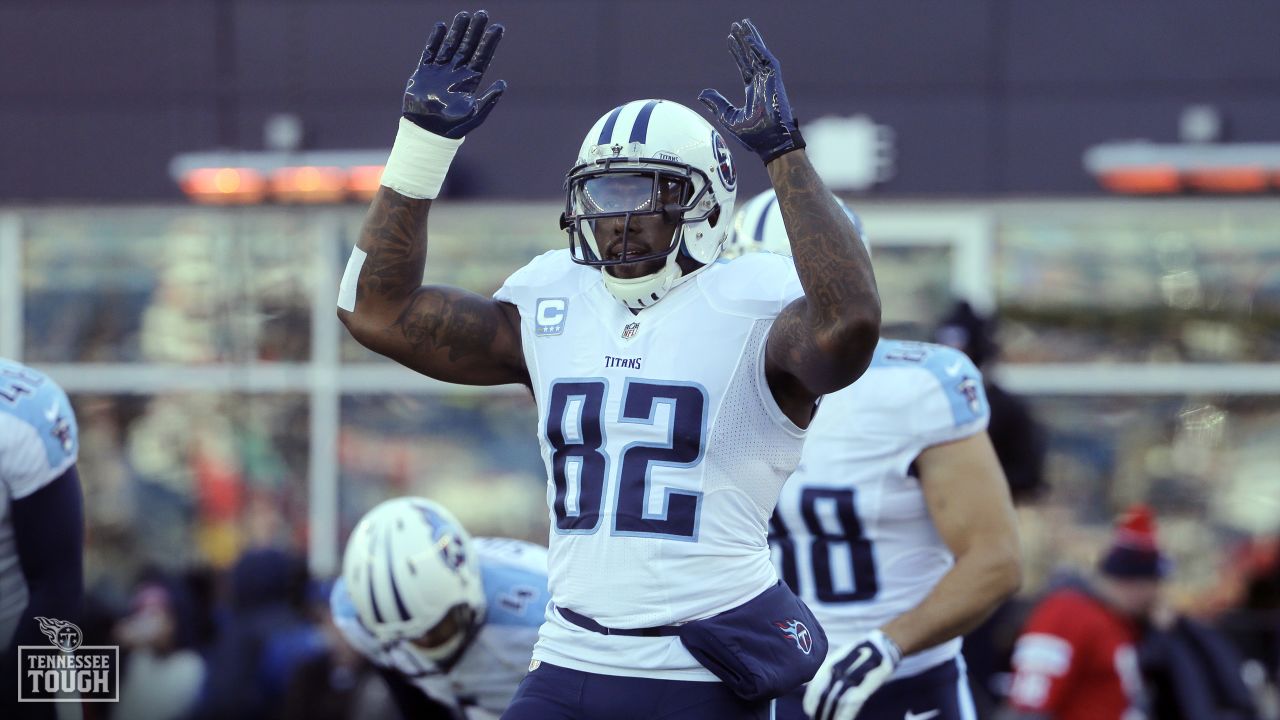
[{"x1": 501, "y1": 662, "x2": 774, "y2": 720}]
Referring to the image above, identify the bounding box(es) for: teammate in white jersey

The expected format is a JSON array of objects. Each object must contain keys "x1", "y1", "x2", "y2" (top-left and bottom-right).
[
  {"x1": 0, "y1": 359, "x2": 84, "y2": 719},
  {"x1": 334, "y1": 497, "x2": 549, "y2": 720},
  {"x1": 730, "y1": 191, "x2": 1022, "y2": 720},
  {"x1": 338, "y1": 11, "x2": 880, "y2": 719}
]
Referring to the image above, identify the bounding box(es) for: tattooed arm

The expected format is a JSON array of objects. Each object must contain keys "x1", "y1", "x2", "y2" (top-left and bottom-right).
[
  {"x1": 337, "y1": 188, "x2": 529, "y2": 387},
  {"x1": 699, "y1": 19, "x2": 880, "y2": 423},
  {"x1": 338, "y1": 12, "x2": 525, "y2": 387},
  {"x1": 764, "y1": 150, "x2": 880, "y2": 415}
]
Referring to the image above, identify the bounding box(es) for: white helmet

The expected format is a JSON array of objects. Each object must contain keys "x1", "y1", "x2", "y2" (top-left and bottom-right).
[
  {"x1": 341, "y1": 497, "x2": 486, "y2": 671},
  {"x1": 562, "y1": 99, "x2": 738, "y2": 309},
  {"x1": 725, "y1": 189, "x2": 868, "y2": 258}
]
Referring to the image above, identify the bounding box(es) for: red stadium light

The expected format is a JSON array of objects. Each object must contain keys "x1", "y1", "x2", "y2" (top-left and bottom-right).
[
  {"x1": 1184, "y1": 167, "x2": 1269, "y2": 193},
  {"x1": 1096, "y1": 165, "x2": 1181, "y2": 195},
  {"x1": 170, "y1": 150, "x2": 391, "y2": 205},
  {"x1": 180, "y1": 167, "x2": 268, "y2": 204},
  {"x1": 346, "y1": 165, "x2": 386, "y2": 201},
  {"x1": 270, "y1": 166, "x2": 348, "y2": 203},
  {"x1": 1085, "y1": 141, "x2": 1280, "y2": 195}
]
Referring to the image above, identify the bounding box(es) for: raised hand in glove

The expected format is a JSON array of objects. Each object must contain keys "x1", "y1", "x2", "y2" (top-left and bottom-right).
[
  {"x1": 403, "y1": 10, "x2": 506, "y2": 139},
  {"x1": 803, "y1": 629, "x2": 902, "y2": 720},
  {"x1": 698, "y1": 18, "x2": 804, "y2": 165}
]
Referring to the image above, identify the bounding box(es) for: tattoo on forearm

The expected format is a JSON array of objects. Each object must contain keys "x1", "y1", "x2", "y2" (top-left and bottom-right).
[
  {"x1": 357, "y1": 189, "x2": 430, "y2": 304},
  {"x1": 770, "y1": 156, "x2": 878, "y2": 329}
]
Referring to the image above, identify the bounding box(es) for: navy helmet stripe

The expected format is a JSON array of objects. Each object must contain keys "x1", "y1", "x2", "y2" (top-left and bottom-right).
[
  {"x1": 754, "y1": 196, "x2": 777, "y2": 247},
  {"x1": 367, "y1": 571, "x2": 385, "y2": 623},
  {"x1": 628, "y1": 100, "x2": 661, "y2": 144},
  {"x1": 385, "y1": 525, "x2": 412, "y2": 622},
  {"x1": 597, "y1": 105, "x2": 625, "y2": 145},
  {"x1": 366, "y1": 530, "x2": 386, "y2": 623}
]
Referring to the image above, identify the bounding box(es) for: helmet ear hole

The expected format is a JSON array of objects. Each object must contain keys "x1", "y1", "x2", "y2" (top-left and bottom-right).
[{"x1": 708, "y1": 205, "x2": 721, "y2": 227}]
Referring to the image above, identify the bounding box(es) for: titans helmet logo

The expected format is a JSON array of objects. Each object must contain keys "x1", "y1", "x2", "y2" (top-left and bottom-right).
[
  {"x1": 775, "y1": 619, "x2": 813, "y2": 655},
  {"x1": 415, "y1": 503, "x2": 467, "y2": 572},
  {"x1": 712, "y1": 131, "x2": 737, "y2": 191}
]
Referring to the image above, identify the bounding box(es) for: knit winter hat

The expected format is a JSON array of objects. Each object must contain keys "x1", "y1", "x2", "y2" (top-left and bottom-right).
[{"x1": 1100, "y1": 504, "x2": 1170, "y2": 579}]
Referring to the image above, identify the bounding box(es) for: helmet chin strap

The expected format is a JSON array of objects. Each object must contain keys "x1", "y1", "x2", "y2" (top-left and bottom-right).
[{"x1": 601, "y1": 256, "x2": 682, "y2": 310}]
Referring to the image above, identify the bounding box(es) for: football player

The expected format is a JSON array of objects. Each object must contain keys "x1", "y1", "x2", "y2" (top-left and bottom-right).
[
  {"x1": 729, "y1": 191, "x2": 1023, "y2": 720},
  {"x1": 337, "y1": 10, "x2": 880, "y2": 719},
  {"x1": 332, "y1": 497, "x2": 549, "y2": 720},
  {"x1": 0, "y1": 359, "x2": 84, "y2": 717}
]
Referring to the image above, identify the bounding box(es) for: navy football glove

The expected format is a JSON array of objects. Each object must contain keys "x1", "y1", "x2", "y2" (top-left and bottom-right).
[
  {"x1": 698, "y1": 19, "x2": 805, "y2": 165},
  {"x1": 803, "y1": 630, "x2": 902, "y2": 720},
  {"x1": 403, "y1": 10, "x2": 507, "y2": 139}
]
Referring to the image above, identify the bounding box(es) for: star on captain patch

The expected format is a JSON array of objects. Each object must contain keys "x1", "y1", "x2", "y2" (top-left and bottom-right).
[{"x1": 621, "y1": 322, "x2": 640, "y2": 340}]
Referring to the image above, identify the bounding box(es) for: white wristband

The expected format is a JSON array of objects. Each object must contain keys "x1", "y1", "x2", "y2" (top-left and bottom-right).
[
  {"x1": 380, "y1": 117, "x2": 465, "y2": 200},
  {"x1": 869, "y1": 629, "x2": 903, "y2": 666}
]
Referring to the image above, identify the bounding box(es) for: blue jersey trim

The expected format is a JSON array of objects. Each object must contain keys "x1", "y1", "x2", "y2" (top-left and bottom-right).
[
  {"x1": 870, "y1": 341, "x2": 987, "y2": 428},
  {"x1": 0, "y1": 360, "x2": 78, "y2": 473},
  {"x1": 330, "y1": 577, "x2": 359, "y2": 623}
]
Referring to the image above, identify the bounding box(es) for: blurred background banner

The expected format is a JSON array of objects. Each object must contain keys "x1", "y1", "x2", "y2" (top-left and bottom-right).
[
  {"x1": 2, "y1": 1, "x2": 1279, "y2": 718},
  {"x1": 4, "y1": 1, "x2": 1280, "y2": 201}
]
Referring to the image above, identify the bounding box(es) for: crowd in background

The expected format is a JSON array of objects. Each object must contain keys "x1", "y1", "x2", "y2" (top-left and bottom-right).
[
  {"x1": 42, "y1": 299, "x2": 1273, "y2": 719},
  {"x1": 9, "y1": 204, "x2": 1277, "y2": 717}
]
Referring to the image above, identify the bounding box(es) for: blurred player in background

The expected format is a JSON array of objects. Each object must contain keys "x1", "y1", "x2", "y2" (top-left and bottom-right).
[
  {"x1": 728, "y1": 191, "x2": 1022, "y2": 720},
  {"x1": 933, "y1": 301, "x2": 1047, "y2": 504},
  {"x1": 932, "y1": 300, "x2": 1049, "y2": 714},
  {"x1": 0, "y1": 359, "x2": 83, "y2": 718},
  {"x1": 338, "y1": 9, "x2": 880, "y2": 718},
  {"x1": 332, "y1": 497, "x2": 549, "y2": 720}
]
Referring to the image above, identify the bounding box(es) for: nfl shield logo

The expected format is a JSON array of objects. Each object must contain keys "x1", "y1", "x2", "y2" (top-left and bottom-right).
[{"x1": 621, "y1": 322, "x2": 639, "y2": 340}]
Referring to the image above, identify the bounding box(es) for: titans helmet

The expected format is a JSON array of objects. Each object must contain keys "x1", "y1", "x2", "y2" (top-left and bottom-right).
[
  {"x1": 341, "y1": 497, "x2": 486, "y2": 672},
  {"x1": 724, "y1": 189, "x2": 868, "y2": 259},
  {"x1": 562, "y1": 99, "x2": 738, "y2": 309}
]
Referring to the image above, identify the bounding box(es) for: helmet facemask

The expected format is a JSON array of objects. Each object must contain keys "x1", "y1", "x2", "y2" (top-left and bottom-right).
[
  {"x1": 564, "y1": 163, "x2": 705, "y2": 266},
  {"x1": 562, "y1": 160, "x2": 717, "y2": 309}
]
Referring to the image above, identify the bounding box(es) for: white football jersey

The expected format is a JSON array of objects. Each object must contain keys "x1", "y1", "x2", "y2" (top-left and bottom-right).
[
  {"x1": 494, "y1": 249, "x2": 806, "y2": 681},
  {"x1": 769, "y1": 340, "x2": 990, "y2": 680},
  {"x1": 0, "y1": 359, "x2": 79, "y2": 648},
  {"x1": 331, "y1": 537, "x2": 550, "y2": 719}
]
